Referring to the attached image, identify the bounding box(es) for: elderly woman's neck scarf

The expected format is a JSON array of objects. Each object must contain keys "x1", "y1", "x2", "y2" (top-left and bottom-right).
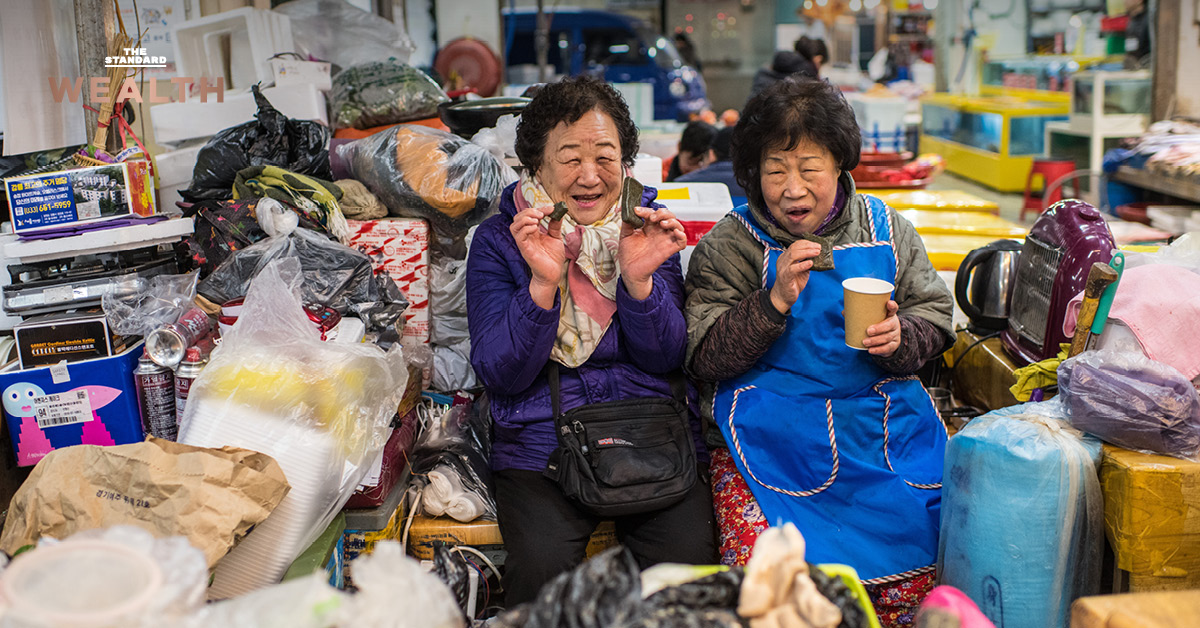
[{"x1": 513, "y1": 170, "x2": 623, "y2": 368}]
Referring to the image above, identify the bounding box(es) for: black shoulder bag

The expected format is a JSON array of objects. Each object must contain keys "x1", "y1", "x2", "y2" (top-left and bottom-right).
[{"x1": 543, "y1": 363, "x2": 697, "y2": 517}]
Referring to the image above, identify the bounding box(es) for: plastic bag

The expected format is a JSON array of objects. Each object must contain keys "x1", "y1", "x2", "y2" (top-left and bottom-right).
[
  {"x1": 432, "y1": 340, "x2": 477, "y2": 393},
  {"x1": 0, "y1": 526, "x2": 209, "y2": 628},
  {"x1": 274, "y1": 0, "x2": 414, "y2": 71},
  {"x1": 329, "y1": 61, "x2": 448, "y2": 130},
  {"x1": 176, "y1": 572, "x2": 348, "y2": 628},
  {"x1": 430, "y1": 245, "x2": 470, "y2": 345},
  {"x1": 1059, "y1": 350, "x2": 1200, "y2": 460},
  {"x1": 178, "y1": 258, "x2": 408, "y2": 598},
  {"x1": 470, "y1": 113, "x2": 520, "y2": 161},
  {"x1": 182, "y1": 85, "x2": 332, "y2": 202},
  {"x1": 197, "y1": 220, "x2": 407, "y2": 337},
  {"x1": 938, "y1": 401, "x2": 1103, "y2": 628},
  {"x1": 342, "y1": 541, "x2": 465, "y2": 628},
  {"x1": 103, "y1": 271, "x2": 199, "y2": 336},
  {"x1": 335, "y1": 124, "x2": 516, "y2": 237},
  {"x1": 410, "y1": 396, "x2": 496, "y2": 522}
]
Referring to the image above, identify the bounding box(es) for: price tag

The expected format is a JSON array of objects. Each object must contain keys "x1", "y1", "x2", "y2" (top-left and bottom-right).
[{"x1": 33, "y1": 389, "x2": 93, "y2": 429}]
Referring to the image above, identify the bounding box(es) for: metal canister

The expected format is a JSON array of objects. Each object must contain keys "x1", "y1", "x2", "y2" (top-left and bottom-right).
[
  {"x1": 174, "y1": 346, "x2": 208, "y2": 423},
  {"x1": 134, "y1": 353, "x2": 177, "y2": 441},
  {"x1": 147, "y1": 307, "x2": 214, "y2": 368}
]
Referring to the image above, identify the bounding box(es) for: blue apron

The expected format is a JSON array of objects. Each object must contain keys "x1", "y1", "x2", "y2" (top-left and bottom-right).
[{"x1": 714, "y1": 198, "x2": 946, "y2": 583}]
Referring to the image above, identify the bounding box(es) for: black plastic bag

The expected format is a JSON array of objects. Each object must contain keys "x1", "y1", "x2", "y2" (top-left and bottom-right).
[
  {"x1": 196, "y1": 226, "x2": 408, "y2": 337},
  {"x1": 182, "y1": 85, "x2": 332, "y2": 202},
  {"x1": 409, "y1": 396, "x2": 497, "y2": 522}
]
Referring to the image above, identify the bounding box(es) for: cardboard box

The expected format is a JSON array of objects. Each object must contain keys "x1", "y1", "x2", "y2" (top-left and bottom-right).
[
  {"x1": 406, "y1": 516, "x2": 616, "y2": 562},
  {"x1": 1072, "y1": 591, "x2": 1200, "y2": 628},
  {"x1": 1101, "y1": 445, "x2": 1200, "y2": 592},
  {"x1": 0, "y1": 342, "x2": 145, "y2": 466},
  {"x1": 14, "y1": 310, "x2": 124, "y2": 369},
  {"x1": 4, "y1": 162, "x2": 156, "y2": 235},
  {"x1": 346, "y1": 218, "x2": 429, "y2": 344}
]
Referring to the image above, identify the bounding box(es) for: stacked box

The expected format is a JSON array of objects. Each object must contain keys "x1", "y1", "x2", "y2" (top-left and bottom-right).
[
  {"x1": 4, "y1": 162, "x2": 156, "y2": 235},
  {"x1": 1101, "y1": 445, "x2": 1200, "y2": 592},
  {"x1": 1071, "y1": 590, "x2": 1200, "y2": 627},
  {"x1": 342, "y1": 469, "x2": 409, "y2": 589},
  {"x1": 347, "y1": 218, "x2": 429, "y2": 344}
]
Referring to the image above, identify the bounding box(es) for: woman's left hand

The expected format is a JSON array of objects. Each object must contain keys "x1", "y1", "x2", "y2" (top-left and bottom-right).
[
  {"x1": 618, "y1": 206, "x2": 687, "y2": 300},
  {"x1": 863, "y1": 301, "x2": 901, "y2": 357}
]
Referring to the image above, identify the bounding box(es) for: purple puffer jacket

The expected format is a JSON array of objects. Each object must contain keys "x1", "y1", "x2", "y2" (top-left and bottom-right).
[{"x1": 466, "y1": 182, "x2": 703, "y2": 473}]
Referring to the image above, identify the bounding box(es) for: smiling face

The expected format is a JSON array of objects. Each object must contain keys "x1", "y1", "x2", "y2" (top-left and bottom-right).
[
  {"x1": 759, "y1": 139, "x2": 841, "y2": 236},
  {"x1": 537, "y1": 108, "x2": 625, "y2": 225},
  {"x1": 3, "y1": 382, "x2": 45, "y2": 418}
]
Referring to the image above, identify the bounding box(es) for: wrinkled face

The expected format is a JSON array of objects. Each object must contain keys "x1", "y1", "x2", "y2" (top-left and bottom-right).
[
  {"x1": 537, "y1": 109, "x2": 625, "y2": 225},
  {"x1": 760, "y1": 139, "x2": 840, "y2": 236},
  {"x1": 3, "y1": 382, "x2": 44, "y2": 417}
]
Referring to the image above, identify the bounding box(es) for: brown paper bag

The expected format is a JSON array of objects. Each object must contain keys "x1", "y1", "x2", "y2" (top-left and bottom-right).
[{"x1": 0, "y1": 437, "x2": 289, "y2": 568}]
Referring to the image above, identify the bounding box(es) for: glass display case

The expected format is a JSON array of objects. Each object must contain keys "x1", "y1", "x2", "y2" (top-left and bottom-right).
[
  {"x1": 1069, "y1": 70, "x2": 1151, "y2": 134},
  {"x1": 982, "y1": 56, "x2": 1084, "y2": 94},
  {"x1": 920, "y1": 94, "x2": 1068, "y2": 192}
]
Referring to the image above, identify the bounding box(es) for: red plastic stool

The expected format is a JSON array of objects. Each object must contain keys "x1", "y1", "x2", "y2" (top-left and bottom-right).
[{"x1": 1022, "y1": 159, "x2": 1080, "y2": 220}]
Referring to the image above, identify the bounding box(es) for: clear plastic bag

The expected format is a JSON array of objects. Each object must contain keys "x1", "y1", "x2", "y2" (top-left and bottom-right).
[
  {"x1": 176, "y1": 572, "x2": 347, "y2": 628},
  {"x1": 102, "y1": 271, "x2": 199, "y2": 337},
  {"x1": 470, "y1": 113, "x2": 520, "y2": 161},
  {"x1": 334, "y1": 125, "x2": 516, "y2": 238},
  {"x1": 1059, "y1": 350, "x2": 1200, "y2": 460},
  {"x1": 938, "y1": 401, "x2": 1103, "y2": 628},
  {"x1": 432, "y1": 340, "x2": 477, "y2": 393},
  {"x1": 410, "y1": 396, "x2": 496, "y2": 522},
  {"x1": 274, "y1": 0, "x2": 414, "y2": 71},
  {"x1": 197, "y1": 223, "x2": 407, "y2": 338},
  {"x1": 341, "y1": 541, "x2": 465, "y2": 628},
  {"x1": 329, "y1": 62, "x2": 448, "y2": 130},
  {"x1": 178, "y1": 258, "x2": 408, "y2": 598}
]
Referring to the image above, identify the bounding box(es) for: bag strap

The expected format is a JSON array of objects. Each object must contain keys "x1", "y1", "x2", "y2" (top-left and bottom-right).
[{"x1": 547, "y1": 362, "x2": 686, "y2": 418}]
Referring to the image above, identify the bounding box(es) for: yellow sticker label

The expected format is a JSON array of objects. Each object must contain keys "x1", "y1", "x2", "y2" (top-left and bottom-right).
[{"x1": 657, "y1": 188, "x2": 691, "y2": 201}]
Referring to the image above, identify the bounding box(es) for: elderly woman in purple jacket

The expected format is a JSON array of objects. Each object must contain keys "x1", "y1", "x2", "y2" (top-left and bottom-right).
[{"x1": 466, "y1": 76, "x2": 718, "y2": 603}]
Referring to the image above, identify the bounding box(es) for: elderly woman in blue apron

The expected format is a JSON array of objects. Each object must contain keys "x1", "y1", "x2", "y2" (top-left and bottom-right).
[{"x1": 684, "y1": 77, "x2": 955, "y2": 627}]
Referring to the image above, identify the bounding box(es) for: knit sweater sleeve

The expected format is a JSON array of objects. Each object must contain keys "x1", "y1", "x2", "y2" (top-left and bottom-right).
[{"x1": 689, "y1": 289, "x2": 787, "y2": 381}]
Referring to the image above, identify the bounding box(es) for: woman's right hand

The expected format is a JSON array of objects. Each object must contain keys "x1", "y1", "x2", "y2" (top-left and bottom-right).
[
  {"x1": 511, "y1": 207, "x2": 566, "y2": 307},
  {"x1": 768, "y1": 240, "x2": 825, "y2": 315}
]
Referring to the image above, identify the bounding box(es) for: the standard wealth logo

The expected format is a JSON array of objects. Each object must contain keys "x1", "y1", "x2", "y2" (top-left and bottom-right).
[{"x1": 49, "y1": 47, "x2": 225, "y2": 104}]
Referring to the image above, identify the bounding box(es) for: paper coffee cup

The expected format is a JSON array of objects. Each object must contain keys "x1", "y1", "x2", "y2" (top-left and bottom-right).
[{"x1": 843, "y1": 277, "x2": 894, "y2": 350}]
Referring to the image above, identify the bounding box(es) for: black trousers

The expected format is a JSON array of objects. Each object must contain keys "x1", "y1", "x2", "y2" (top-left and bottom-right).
[{"x1": 493, "y1": 468, "x2": 718, "y2": 605}]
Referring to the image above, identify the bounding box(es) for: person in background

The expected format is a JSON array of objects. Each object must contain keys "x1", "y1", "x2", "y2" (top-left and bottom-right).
[
  {"x1": 666, "y1": 120, "x2": 717, "y2": 182},
  {"x1": 794, "y1": 36, "x2": 828, "y2": 74},
  {"x1": 747, "y1": 51, "x2": 811, "y2": 103},
  {"x1": 675, "y1": 127, "x2": 746, "y2": 202},
  {"x1": 466, "y1": 75, "x2": 718, "y2": 605},
  {"x1": 684, "y1": 77, "x2": 953, "y2": 627},
  {"x1": 674, "y1": 31, "x2": 703, "y2": 73}
]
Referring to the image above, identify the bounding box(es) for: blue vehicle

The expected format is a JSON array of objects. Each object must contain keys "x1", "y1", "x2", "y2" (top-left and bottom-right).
[{"x1": 503, "y1": 8, "x2": 709, "y2": 121}]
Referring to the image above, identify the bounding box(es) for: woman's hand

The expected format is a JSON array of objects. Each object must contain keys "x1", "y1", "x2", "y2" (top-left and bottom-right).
[
  {"x1": 862, "y1": 301, "x2": 901, "y2": 357},
  {"x1": 768, "y1": 240, "x2": 824, "y2": 315},
  {"x1": 618, "y1": 207, "x2": 687, "y2": 300},
  {"x1": 510, "y1": 206, "x2": 566, "y2": 308}
]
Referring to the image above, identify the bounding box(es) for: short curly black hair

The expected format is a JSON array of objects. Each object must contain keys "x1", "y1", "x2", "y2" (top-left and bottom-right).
[
  {"x1": 731, "y1": 77, "x2": 860, "y2": 210},
  {"x1": 515, "y1": 75, "x2": 639, "y2": 174}
]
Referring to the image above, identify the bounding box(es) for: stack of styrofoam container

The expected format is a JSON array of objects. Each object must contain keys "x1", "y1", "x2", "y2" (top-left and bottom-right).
[
  {"x1": 172, "y1": 8, "x2": 294, "y2": 93},
  {"x1": 153, "y1": 142, "x2": 206, "y2": 212},
  {"x1": 346, "y1": 218, "x2": 431, "y2": 344},
  {"x1": 149, "y1": 84, "x2": 328, "y2": 146},
  {"x1": 845, "y1": 92, "x2": 908, "y2": 152},
  {"x1": 653, "y1": 182, "x2": 734, "y2": 274}
]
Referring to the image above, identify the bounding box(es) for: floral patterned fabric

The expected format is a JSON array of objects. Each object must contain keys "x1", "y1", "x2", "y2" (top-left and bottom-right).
[{"x1": 709, "y1": 447, "x2": 934, "y2": 628}]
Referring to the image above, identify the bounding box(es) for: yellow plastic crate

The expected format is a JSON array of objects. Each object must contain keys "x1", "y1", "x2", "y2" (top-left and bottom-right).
[
  {"x1": 899, "y1": 209, "x2": 1028, "y2": 239},
  {"x1": 920, "y1": 233, "x2": 1023, "y2": 271},
  {"x1": 869, "y1": 189, "x2": 1000, "y2": 214}
]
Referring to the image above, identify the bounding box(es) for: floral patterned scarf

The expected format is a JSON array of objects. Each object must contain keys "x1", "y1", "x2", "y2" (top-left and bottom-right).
[{"x1": 513, "y1": 170, "x2": 624, "y2": 368}]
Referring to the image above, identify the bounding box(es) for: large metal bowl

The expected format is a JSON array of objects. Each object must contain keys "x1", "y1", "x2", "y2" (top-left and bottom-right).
[{"x1": 438, "y1": 97, "x2": 530, "y2": 138}]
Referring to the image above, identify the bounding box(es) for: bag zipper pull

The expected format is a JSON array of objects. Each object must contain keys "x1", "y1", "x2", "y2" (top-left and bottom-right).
[{"x1": 574, "y1": 420, "x2": 589, "y2": 455}]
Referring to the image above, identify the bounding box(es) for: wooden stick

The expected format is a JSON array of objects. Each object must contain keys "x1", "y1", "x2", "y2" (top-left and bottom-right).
[{"x1": 1068, "y1": 263, "x2": 1119, "y2": 358}]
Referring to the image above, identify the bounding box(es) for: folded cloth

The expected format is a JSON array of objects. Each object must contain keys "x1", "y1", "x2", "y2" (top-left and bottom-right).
[
  {"x1": 422, "y1": 463, "x2": 486, "y2": 522},
  {"x1": 1010, "y1": 344, "x2": 1069, "y2": 402},
  {"x1": 233, "y1": 165, "x2": 349, "y2": 243},
  {"x1": 335, "y1": 179, "x2": 388, "y2": 220},
  {"x1": 1064, "y1": 264, "x2": 1200, "y2": 380}
]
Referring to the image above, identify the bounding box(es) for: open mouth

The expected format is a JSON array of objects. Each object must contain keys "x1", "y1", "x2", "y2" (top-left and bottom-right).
[
  {"x1": 573, "y1": 193, "x2": 603, "y2": 207},
  {"x1": 784, "y1": 207, "x2": 812, "y2": 220}
]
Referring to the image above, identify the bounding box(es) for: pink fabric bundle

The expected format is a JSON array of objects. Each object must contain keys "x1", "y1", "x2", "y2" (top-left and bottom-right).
[{"x1": 915, "y1": 586, "x2": 996, "y2": 628}]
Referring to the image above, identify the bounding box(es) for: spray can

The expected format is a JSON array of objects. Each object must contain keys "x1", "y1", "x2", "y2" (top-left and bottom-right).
[
  {"x1": 147, "y1": 307, "x2": 213, "y2": 369},
  {"x1": 134, "y1": 352, "x2": 177, "y2": 441},
  {"x1": 174, "y1": 346, "x2": 208, "y2": 423}
]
